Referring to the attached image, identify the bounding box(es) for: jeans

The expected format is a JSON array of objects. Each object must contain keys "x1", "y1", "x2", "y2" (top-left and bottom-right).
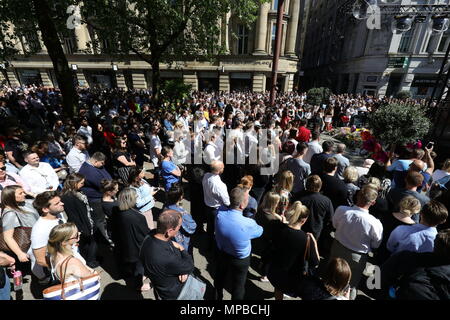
[
  {"x1": 0, "y1": 270, "x2": 10, "y2": 301},
  {"x1": 214, "y1": 250, "x2": 250, "y2": 301}
]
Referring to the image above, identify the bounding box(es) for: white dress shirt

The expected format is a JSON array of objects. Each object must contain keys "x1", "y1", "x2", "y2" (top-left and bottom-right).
[
  {"x1": 203, "y1": 142, "x2": 221, "y2": 164},
  {"x1": 202, "y1": 173, "x2": 230, "y2": 208},
  {"x1": 19, "y1": 163, "x2": 60, "y2": 194},
  {"x1": 173, "y1": 139, "x2": 189, "y2": 165},
  {"x1": 333, "y1": 205, "x2": 383, "y2": 254},
  {"x1": 66, "y1": 147, "x2": 89, "y2": 173}
]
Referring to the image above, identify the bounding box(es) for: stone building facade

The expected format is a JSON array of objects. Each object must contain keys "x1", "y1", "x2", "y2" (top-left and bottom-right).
[
  {"x1": 301, "y1": 0, "x2": 450, "y2": 98},
  {"x1": 1, "y1": 0, "x2": 307, "y2": 93}
]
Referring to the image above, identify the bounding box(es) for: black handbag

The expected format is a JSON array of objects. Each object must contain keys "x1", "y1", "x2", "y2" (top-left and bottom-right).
[{"x1": 301, "y1": 234, "x2": 317, "y2": 277}]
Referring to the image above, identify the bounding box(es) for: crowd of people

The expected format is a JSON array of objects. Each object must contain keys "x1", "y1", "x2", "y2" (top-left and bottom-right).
[{"x1": 0, "y1": 84, "x2": 449, "y2": 301}]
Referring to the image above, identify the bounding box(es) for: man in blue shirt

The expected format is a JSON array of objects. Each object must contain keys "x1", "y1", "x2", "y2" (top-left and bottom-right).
[
  {"x1": 387, "y1": 200, "x2": 448, "y2": 254},
  {"x1": 214, "y1": 187, "x2": 263, "y2": 300}
]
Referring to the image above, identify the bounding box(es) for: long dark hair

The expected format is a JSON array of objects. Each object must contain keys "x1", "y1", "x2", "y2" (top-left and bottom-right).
[
  {"x1": 1, "y1": 185, "x2": 25, "y2": 213},
  {"x1": 127, "y1": 166, "x2": 143, "y2": 187},
  {"x1": 61, "y1": 173, "x2": 85, "y2": 195}
]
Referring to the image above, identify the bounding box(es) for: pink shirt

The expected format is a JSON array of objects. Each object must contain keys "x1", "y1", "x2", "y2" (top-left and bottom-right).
[{"x1": 0, "y1": 172, "x2": 32, "y2": 196}]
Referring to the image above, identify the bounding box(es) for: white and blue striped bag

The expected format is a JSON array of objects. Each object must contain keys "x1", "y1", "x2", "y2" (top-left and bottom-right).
[{"x1": 42, "y1": 256, "x2": 101, "y2": 300}]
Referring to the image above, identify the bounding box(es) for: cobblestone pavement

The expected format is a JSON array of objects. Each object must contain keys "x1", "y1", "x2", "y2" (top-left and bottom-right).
[{"x1": 12, "y1": 134, "x2": 375, "y2": 300}]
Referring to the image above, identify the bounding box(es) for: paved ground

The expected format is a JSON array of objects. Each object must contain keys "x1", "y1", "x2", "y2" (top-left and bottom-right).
[{"x1": 11, "y1": 133, "x2": 374, "y2": 300}]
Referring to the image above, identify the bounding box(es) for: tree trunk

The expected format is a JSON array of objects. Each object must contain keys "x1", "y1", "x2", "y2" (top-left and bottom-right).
[
  {"x1": 151, "y1": 59, "x2": 161, "y2": 108},
  {"x1": 32, "y1": 0, "x2": 77, "y2": 118}
]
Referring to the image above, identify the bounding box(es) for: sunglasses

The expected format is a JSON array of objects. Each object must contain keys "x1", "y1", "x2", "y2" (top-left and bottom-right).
[
  {"x1": 69, "y1": 232, "x2": 81, "y2": 240},
  {"x1": 0, "y1": 166, "x2": 6, "y2": 171}
]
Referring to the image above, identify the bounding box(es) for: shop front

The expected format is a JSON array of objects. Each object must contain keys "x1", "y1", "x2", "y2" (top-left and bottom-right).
[{"x1": 17, "y1": 69, "x2": 43, "y2": 86}]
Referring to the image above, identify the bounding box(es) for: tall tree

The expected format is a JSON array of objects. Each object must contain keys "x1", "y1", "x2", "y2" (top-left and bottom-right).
[
  {"x1": 0, "y1": 0, "x2": 78, "y2": 117},
  {"x1": 79, "y1": 0, "x2": 266, "y2": 105}
]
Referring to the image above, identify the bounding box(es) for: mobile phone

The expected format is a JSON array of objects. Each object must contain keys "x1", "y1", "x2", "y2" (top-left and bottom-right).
[{"x1": 426, "y1": 141, "x2": 434, "y2": 149}]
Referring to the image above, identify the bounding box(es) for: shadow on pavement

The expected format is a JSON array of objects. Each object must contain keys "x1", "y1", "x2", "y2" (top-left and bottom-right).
[{"x1": 100, "y1": 282, "x2": 146, "y2": 300}]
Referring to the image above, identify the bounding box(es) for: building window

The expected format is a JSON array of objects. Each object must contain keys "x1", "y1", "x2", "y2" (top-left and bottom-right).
[
  {"x1": 438, "y1": 32, "x2": 450, "y2": 52},
  {"x1": 271, "y1": 23, "x2": 276, "y2": 55},
  {"x1": 22, "y1": 32, "x2": 41, "y2": 53},
  {"x1": 398, "y1": 27, "x2": 414, "y2": 53},
  {"x1": 64, "y1": 37, "x2": 76, "y2": 55},
  {"x1": 273, "y1": 0, "x2": 278, "y2": 10},
  {"x1": 237, "y1": 24, "x2": 249, "y2": 54}
]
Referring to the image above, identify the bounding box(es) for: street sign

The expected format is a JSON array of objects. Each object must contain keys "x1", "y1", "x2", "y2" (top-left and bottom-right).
[{"x1": 387, "y1": 57, "x2": 409, "y2": 68}]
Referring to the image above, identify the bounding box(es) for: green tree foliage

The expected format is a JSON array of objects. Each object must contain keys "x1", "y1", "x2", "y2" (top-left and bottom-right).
[
  {"x1": 78, "y1": 0, "x2": 267, "y2": 104},
  {"x1": 395, "y1": 90, "x2": 411, "y2": 100},
  {"x1": 161, "y1": 79, "x2": 192, "y2": 105},
  {"x1": 368, "y1": 103, "x2": 431, "y2": 146},
  {"x1": 307, "y1": 87, "x2": 332, "y2": 106},
  {"x1": 0, "y1": 0, "x2": 78, "y2": 117}
]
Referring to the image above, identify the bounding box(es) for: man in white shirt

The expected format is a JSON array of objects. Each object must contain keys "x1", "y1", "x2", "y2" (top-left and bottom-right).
[
  {"x1": 77, "y1": 118, "x2": 93, "y2": 145},
  {"x1": 202, "y1": 160, "x2": 230, "y2": 249},
  {"x1": 66, "y1": 135, "x2": 90, "y2": 173},
  {"x1": 29, "y1": 191, "x2": 66, "y2": 283},
  {"x1": 203, "y1": 133, "x2": 222, "y2": 164},
  {"x1": 19, "y1": 152, "x2": 59, "y2": 194},
  {"x1": 329, "y1": 185, "x2": 383, "y2": 300},
  {"x1": 304, "y1": 131, "x2": 323, "y2": 164}
]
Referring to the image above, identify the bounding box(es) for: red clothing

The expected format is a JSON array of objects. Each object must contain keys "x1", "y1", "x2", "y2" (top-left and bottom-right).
[
  {"x1": 296, "y1": 126, "x2": 311, "y2": 142},
  {"x1": 280, "y1": 116, "x2": 291, "y2": 129}
]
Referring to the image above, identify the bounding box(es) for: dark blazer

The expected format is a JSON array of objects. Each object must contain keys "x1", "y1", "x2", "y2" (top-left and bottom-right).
[
  {"x1": 60, "y1": 192, "x2": 93, "y2": 236},
  {"x1": 111, "y1": 207, "x2": 150, "y2": 264},
  {"x1": 78, "y1": 161, "x2": 112, "y2": 201}
]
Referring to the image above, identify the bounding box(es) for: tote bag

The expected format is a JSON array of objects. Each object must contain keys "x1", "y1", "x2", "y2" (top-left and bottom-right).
[
  {"x1": 42, "y1": 256, "x2": 101, "y2": 300},
  {"x1": 0, "y1": 210, "x2": 32, "y2": 253}
]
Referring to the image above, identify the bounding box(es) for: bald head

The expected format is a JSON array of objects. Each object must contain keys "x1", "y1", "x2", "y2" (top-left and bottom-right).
[
  {"x1": 211, "y1": 160, "x2": 224, "y2": 174},
  {"x1": 410, "y1": 159, "x2": 425, "y2": 172}
]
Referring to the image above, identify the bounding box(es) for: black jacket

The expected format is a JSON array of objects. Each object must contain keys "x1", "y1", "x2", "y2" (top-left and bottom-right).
[
  {"x1": 296, "y1": 191, "x2": 334, "y2": 240},
  {"x1": 61, "y1": 193, "x2": 93, "y2": 236},
  {"x1": 397, "y1": 265, "x2": 450, "y2": 300}
]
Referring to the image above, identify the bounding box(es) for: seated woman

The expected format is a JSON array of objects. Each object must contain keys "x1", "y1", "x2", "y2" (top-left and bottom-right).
[
  {"x1": 267, "y1": 201, "x2": 320, "y2": 300},
  {"x1": 127, "y1": 167, "x2": 159, "y2": 230},
  {"x1": 160, "y1": 146, "x2": 182, "y2": 192},
  {"x1": 1, "y1": 186, "x2": 39, "y2": 265},
  {"x1": 299, "y1": 257, "x2": 352, "y2": 300},
  {"x1": 47, "y1": 223, "x2": 98, "y2": 295},
  {"x1": 112, "y1": 137, "x2": 136, "y2": 185},
  {"x1": 110, "y1": 188, "x2": 150, "y2": 291}
]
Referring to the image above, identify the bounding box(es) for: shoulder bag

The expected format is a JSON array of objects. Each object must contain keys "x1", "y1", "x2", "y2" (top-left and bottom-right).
[
  {"x1": 0, "y1": 210, "x2": 32, "y2": 253},
  {"x1": 42, "y1": 256, "x2": 101, "y2": 300},
  {"x1": 301, "y1": 233, "x2": 318, "y2": 277}
]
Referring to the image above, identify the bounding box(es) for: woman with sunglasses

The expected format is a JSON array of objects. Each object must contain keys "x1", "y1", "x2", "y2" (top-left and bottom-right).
[
  {"x1": 1, "y1": 185, "x2": 39, "y2": 263},
  {"x1": 47, "y1": 223, "x2": 97, "y2": 285}
]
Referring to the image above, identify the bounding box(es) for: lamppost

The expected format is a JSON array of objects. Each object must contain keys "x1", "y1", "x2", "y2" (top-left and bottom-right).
[
  {"x1": 111, "y1": 62, "x2": 118, "y2": 88},
  {"x1": 70, "y1": 64, "x2": 78, "y2": 87},
  {"x1": 270, "y1": 0, "x2": 285, "y2": 107}
]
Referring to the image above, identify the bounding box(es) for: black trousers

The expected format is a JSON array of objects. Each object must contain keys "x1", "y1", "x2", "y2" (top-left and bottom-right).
[
  {"x1": 89, "y1": 200, "x2": 112, "y2": 243},
  {"x1": 205, "y1": 206, "x2": 218, "y2": 248},
  {"x1": 214, "y1": 250, "x2": 250, "y2": 301}
]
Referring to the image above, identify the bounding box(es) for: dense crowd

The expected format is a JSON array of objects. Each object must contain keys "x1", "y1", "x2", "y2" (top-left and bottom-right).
[{"x1": 0, "y1": 85, "x2": 449, "y2": 301}]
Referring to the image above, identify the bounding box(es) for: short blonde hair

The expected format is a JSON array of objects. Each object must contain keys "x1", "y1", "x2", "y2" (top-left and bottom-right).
[
  {"x1": 343, "y1": 166, "x2": 359, "y2": 184},
  {"x1": 399, "y1": 196, "x2": 421, "y2": 217},
  {"x1": 276, "y1": 170, "x2": 294, "y2": 192},
  {"x1": 357, "y1": 185, "x2": 378, "y2": 205},
  {"x1": 286, "y1": 201, "x2": 310, "y2": 226},
  {"x1": 118, "y1": 187, "x2": 137, "y2": 211},
  {"x1": 259, "y1": 192, "x2": 281, "y2": 215},
  {"x1": 367, "y1": 177, "x2": 381, "y2": 190}
]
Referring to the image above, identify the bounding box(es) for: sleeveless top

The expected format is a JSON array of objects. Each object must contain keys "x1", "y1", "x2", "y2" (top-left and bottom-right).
[{"x1": 50, "y1": 250, "x2": 87, "y2": 283}]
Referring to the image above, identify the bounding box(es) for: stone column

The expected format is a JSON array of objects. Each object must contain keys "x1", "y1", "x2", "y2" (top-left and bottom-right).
[
  {"x1": 183, "y1": 71, "x2": 198, "y2": 91},
  {"x1": 75, "y1": 70, "x2": 89, "y2": 88},
  {"x1": 6, "y1": 70, "x2": 20, "y2": 86},
  {"x1": 75, "y1": 24, "x2": 91, "y2": 52},
  {"x1": 219, "y1": 74, "x2": 230, "y2": 92},
  {"x1": 221, "y1": 12, "x2": 232, "y2": 54},
  {"x1": 40, "y1": 69, "x2": 53, "y2": 87},
  {"x1": 400, "y1": 73, "x2": 413, "y2": 92},
  {"x1": 36, "y1": 31, "x2": 47, "y2": 53},
  {"x1": 253, "y1": 3, "x2": 271, "y2": 55},
  {"x1": 252, "y1": 73, "x2": 266, "y2": 92},
  {"x1": 132, "y1": 71, "x2": 147, "y2": 89},
  {"x1": 285, "y1": 0, "x2": 300, "y2": 57},
  {"x1": 115, "y1": 70, "x2": 127, "y2": 89}
]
